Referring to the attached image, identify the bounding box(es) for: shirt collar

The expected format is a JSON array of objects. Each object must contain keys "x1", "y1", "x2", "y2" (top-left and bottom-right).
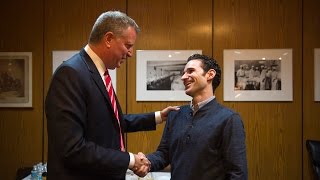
[
  {"x1": 84, "y1": 44, "x2": 106, "y2": 78},
  {"x1": 190, "y1": 96, "x2": 215, "y2": 113}
]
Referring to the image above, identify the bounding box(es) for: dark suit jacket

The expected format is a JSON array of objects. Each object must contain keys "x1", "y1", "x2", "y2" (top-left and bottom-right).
[
  {"x1": 147, "y1": 99, "x2": 248, "y2": 180},
  {"x1": 45, "y1": 49, "x2": 156, "y2": 180}
]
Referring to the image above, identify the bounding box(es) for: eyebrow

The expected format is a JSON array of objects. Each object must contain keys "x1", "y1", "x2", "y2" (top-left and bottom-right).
[{"x1": 183, "y1": 67, "x2": 195, "y2": 72}]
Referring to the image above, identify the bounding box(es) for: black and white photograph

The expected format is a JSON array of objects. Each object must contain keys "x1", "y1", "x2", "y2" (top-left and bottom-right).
[
  {"x1": 224, "y1": 49, "x2": 292, "y2": 101},
  {"x1": 0, "y1": 52, "x2": 32, "y2": 107},
  {"x1": 136, "y1": 50, "x2": 201, "y2": 101},
  {"x1": 234, "y1": 60, "x2": 281, "y2": 91},
  {"x1": 146, "y1": 60, "x2": 186, "y2": 91}
]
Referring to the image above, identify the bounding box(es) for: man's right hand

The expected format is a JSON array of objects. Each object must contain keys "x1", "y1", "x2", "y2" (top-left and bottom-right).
[{"x1": 131, "y1": 152, "x2": 150, "y2": 177}]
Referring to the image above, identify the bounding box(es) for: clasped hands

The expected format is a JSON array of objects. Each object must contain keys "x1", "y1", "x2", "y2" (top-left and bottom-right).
[{"x1": 131, "y1": 152, "x2": 151, "y2": 177}]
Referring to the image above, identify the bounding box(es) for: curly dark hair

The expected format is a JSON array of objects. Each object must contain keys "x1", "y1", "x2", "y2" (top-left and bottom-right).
[{"x1": 187, "y1": 54, "x2": 221, "y2": 92}]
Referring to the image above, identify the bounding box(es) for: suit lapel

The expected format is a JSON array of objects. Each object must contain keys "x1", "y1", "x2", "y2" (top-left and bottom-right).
[
  {"x1": 79, "y1": 49, "x2": 114, "y2": 110},
  {"x1": 79, "y1": 49, "x2": 125, "y2": 133}
]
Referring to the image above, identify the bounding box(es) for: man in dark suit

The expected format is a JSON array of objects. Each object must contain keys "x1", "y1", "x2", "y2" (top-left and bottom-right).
[
  {"x1": 45, "y1": 11, "x2": 178, "y2": 180},
  {"x1": 146, "y1": 54, "x2": 248, "y2": 179}
]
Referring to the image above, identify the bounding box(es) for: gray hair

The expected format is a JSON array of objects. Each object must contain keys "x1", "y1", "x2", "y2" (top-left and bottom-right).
[{"x1": 89, "y1": 11, "x2": 140, "y2": 44}]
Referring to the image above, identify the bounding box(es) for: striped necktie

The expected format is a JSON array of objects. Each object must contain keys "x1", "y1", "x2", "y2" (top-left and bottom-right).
[{"x1": 104, "y1": 70, "x2": 125, "y2": 151}]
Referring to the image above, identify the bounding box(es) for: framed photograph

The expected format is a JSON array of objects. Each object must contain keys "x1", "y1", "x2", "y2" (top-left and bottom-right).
[
  {"x1": 315, "y1": 48, "x2": 320, "y2": 101},
  {"x1": 52, "y1": 50, "x2": 117, "y2": 92},
  {"x1": 223, "y1": 49, "x2": 293, "y2": 101},
  {"x1": 0, "y1": 52, "x2": 32, "y2": 107},
  {"x1": 136, "y1": 50, "x2": 202, "y2": 101}
]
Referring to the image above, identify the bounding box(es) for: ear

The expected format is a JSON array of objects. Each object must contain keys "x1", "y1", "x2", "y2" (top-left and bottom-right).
[
  {"x1": 104, "y1": 32, "x2": 114, "y2": 48},
  {"x1": 206, "y1": 69, "x2": 216, "y2": 81}
]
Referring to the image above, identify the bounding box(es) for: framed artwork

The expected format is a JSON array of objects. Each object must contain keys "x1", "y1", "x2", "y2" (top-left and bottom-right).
[
  {"x1": 223, "y1": 49, "x2": 293, "y2": 101},
  {"x1": 136, "y1": 50, "x2": 202, "y2": 101},
  {"x1": 315, "y1": 48, "x2": 320, "y2": 101},
  {"x1": 52, "y1": 50, "x2": 117, "y2": 92},
  {"x1": 0, "y1": 52, "x2": 32, "y2": 107}
]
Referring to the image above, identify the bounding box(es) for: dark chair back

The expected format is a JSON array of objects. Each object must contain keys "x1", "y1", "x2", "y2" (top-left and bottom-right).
[
  {"x1": 306, "y1": 140, "x2": 320, "y2": 180},
  {"x1": 16, "y1": 167, "x2": 32, "y2": 180}
]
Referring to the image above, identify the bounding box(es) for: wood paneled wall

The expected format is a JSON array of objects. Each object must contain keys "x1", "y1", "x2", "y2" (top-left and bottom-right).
[
  {"x1": 303, "y1": 0, "x2": 320, "y2": 180},
  {"x1": 213, "y1": 0, "x2": 303, "y2": 179},
  {"x1": 0, "y1": 0, "x2": 319, "y2": 180},
  {"x1": 0, "y1": 0, "x2": 44, "y2": 179}
]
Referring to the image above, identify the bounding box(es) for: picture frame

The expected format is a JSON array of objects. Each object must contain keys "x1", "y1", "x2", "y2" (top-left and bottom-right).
[
  {"x1": 52, "y1": 50, "x2": 117, "y2": 92},
  {"x1": 136, "y1": 50, "x2": 202, "y2": 101},
  {"x1": 0, "y1": 52, "x2": 32, "y2": 107},
  {"x1": 315, "y1": 48, "x2": 320, "y2": 101},
  {"x1": 223, "y1": 49, "x2": 293, "y2": 101}
]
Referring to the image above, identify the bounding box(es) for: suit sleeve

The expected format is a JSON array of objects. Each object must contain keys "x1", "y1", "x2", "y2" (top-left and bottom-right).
[
  {"x1": 45, "y1": 66, "x2": 129, "y2": 177},
  {"x1": 222, "y1": 113, "x2": 248, "y2": 180},
  {"x1": 123, "y1": 113, "x2": 156, "y2": 133}
]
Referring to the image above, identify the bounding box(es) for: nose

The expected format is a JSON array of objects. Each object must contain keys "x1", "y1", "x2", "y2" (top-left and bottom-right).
[{"x1": 181, "y1": 72, "x2": 187, "y2": 80}]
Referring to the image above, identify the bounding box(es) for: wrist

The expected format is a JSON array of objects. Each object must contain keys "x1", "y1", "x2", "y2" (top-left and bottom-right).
[{"x1": 155, "y1": 111, "x2": 162, "y2": 124}]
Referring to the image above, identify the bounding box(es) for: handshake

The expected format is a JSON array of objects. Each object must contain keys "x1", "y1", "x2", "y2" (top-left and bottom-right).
[{"x1": 130, "y1": 152, "x2": 151, "y2": 177}]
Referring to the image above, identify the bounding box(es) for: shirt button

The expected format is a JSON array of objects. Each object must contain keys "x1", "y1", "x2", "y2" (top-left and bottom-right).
[{"x1": 187, "y1": 135, "x2": 190, "y2": 140}]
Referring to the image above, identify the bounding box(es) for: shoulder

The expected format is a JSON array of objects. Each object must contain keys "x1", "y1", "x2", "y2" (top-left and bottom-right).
[
  {"x1": 170, "y1": 104, "x2": 190, "y2": 115},
  {"x1": 217, "y1": 105, "x2": 244, "y2": 127},
  {"x1": 211, "y1": 100, "x2": 242, "y2": 121},
  {"x1": 53, "y1": 53, "x2": 88, "y2": 77},
  {"x1": 62, "y1": 53, "x2": 86, "y2": 70},
  {"x1": 167, "y1": 105, "x2": 191, "y2": 120}
]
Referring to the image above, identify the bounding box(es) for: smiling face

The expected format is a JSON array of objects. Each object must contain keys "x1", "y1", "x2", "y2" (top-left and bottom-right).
[
  {"x1": 103, "y1": 26, "x2": 137, "y2": 69},
  {"x1": 181, "y1": 59, "x2": 215, "y2": 100}
]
